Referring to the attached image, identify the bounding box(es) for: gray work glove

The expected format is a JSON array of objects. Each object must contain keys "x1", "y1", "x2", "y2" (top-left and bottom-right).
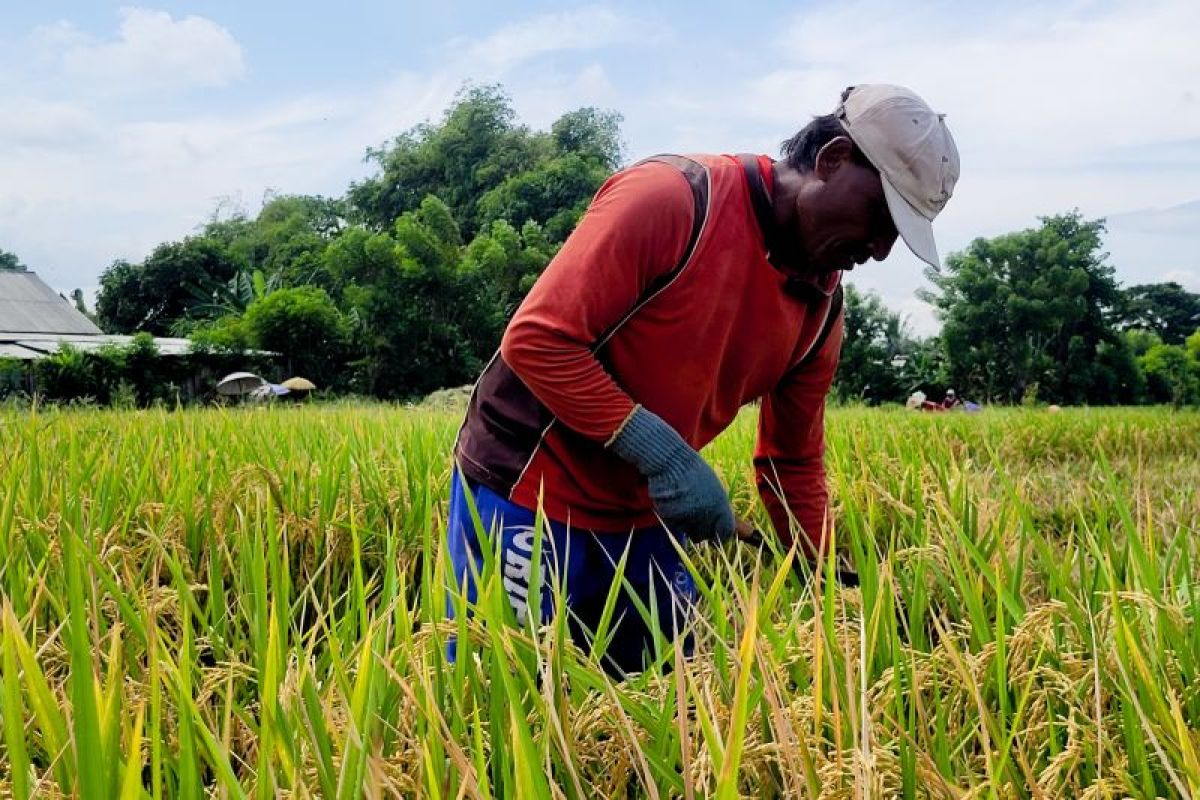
[{"x1": 609, "y1": 406, "x2": 735, "y2": 542}]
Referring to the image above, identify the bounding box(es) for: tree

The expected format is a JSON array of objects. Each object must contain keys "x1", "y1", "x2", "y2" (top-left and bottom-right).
[
  {"x1": 921, "y1": 212, "x2": 1122, "y2": 404},
  {"x1": 1092, "y1": 335, "x2": 1146, "y2": 405},
  {"x1": 70, "y1": 289, "x2": 91, "y2": 319},
  {"x1": 244, "y1": 286, "x2": 348, "y2": 385},
  {"x1": 123, "y1": 333, "x2": 163, "y2": 406},
  {"x1": 33, "y1": 345, "x2": 94, "y2": 401},
  {"x1": 551, "y1": 107, "x2": 623, "y2": 170},
  {"x1": 81, "y1": 83, "x2": 627, "y2": 399},
  {"x1": 211, "y1": 195, "x2": 345, "y2": 290},
  {"x1": 462, "y1": 218, "x2": 554, "y2": 323},
  {"x1": 189, "y1": 314, "x2": 253, "y2": 354},
  {"x1": 1139, "y1": 343, "x2": 1199, "y2": 407},
  {"x1": 95, "y1": 237, "x2": 243, "y2": 335},
  {"x1": 182, "y1": 269, "x2": 281, "y2": 324},
  {"x1": 834, "y1": 285, "x2": 915, "y2": 403},
  {"x1": 1116, "y1": 282, "x2": 1200, "y2": 345},
  {"x1": 476, "y1": 153, "x2": 609, "y2": 243},
  {"x1": 347, "y1": 85, "x2": 543, "y2": 238},
  {"x1": 1, "y1": 249, "x2": 27, "y2": 272},
  {"x1": 1122, "y1": 327, "x2": 1163, "y2": 358},
  {"x1": 347, "y1": 85, "x2": 620, "y2": 241},
  {"x1": 327, "y1": 197, "x2": 503, "y2": 397}
]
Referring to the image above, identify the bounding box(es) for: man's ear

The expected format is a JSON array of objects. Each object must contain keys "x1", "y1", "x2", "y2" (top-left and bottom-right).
[{"x1": 814, "y1": 136, "x2": 854, "y2": 181}]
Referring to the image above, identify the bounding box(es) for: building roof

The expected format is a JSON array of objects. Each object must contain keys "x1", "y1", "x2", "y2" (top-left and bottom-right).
[
  {"x1": 0, "y1": 271, "x2": 194, "y2": 360},
  {"x1": 0, "y1": 271, "x2": 103, "y2": 335},
  {"x1": 0, "y1": 335, "x2": 195, "y2": 360}
]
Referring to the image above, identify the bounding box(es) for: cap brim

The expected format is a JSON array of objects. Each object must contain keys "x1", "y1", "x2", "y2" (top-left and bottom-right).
[{"x1": 881, "y1": 177, "x2": 939, "y2": 268}]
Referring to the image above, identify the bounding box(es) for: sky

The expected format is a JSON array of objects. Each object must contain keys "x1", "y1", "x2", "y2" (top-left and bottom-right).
[{"x1": 1, "y1": 0, "x2": 1198, "y2": 334}]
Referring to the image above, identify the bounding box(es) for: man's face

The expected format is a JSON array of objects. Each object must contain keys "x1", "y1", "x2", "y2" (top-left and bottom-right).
[{"x1": 787, "y1": 138, "x2": 900, "y2": 275}]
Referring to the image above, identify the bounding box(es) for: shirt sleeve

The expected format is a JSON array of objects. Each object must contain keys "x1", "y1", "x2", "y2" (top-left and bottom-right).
[
  {"x1": 499, "y1": 160, "x2": 696, "y2": 442},
  {"x1": 753, "y1": 310, "x2": 844, "y2": 554}
]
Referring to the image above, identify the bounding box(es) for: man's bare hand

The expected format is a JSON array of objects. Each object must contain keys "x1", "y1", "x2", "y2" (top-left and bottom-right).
[{"x1": 735, "y1": 518, "x2": 765, "y2": 546}]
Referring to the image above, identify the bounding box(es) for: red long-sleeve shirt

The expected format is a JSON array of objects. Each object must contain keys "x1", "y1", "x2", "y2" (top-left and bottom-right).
[{"x1": 455, "y1": 153, "x2": 843, "y2": 551}]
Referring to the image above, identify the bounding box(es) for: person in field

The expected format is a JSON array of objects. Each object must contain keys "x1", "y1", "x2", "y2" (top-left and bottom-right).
[{"x1": 448, "y1": 84, "x2": 960, "y2": 675}]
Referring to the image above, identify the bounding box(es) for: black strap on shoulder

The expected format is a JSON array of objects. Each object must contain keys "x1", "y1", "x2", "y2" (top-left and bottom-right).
[
  {"x1": 591, "y1": 155, "x2": 710, "y2": 351},
  {"x1": 736, "y1": 153, "x2": 776, "y2": 254},
  {"x1": 796, "y1": 284, "x2": 844, "y2": 370},
  {"x1": 635, "y1": 155, "x2": 710, "y2": 295}
]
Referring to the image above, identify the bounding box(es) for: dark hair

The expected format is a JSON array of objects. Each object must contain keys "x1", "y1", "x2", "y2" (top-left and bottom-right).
[{"x1": 780, "y1": 113, "x2": 875, "y2": 173}]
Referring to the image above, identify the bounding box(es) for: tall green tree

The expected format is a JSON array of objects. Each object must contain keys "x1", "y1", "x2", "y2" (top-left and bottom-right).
[
  {"x1": 79, "y1": 84, "x2": 627, "y2": 401},
  {"x1": 95, "y1": 237, "x2": 243, "y2": 335},
  {"x1": 476, "y1": 153, "x2": 609, "y2": 242},
  {"x1": 208, "y1": 194, "x2": 345, "y2": 290},
  {"x1": 347, "y1": 85, "x2": 620, "y2": 240},
  {"x1": 348, "y1": 85, "x2": 540, "y2": 238},
  {"x1": 328, "y1": 196, "x2": 500, "y2": 397},
  {"x1": 1116, "y1": 282, "x2": 1200, "y2": 345},
  {"x1": 921, "y1": 212, "x2": 1122, "y2": 404},
  {"x1": 184, "y1": 269, "x2": 280, "y2": 320}
]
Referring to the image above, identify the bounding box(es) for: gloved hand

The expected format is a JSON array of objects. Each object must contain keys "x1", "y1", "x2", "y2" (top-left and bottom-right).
[{"x1": 608, "y1": 406, "x2": 735, "y2": 542}]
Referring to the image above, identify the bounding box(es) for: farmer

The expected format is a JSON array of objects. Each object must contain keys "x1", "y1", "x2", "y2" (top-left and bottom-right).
[{"x1": 449, "y1": 84, "x2": 960, "y2": 675}]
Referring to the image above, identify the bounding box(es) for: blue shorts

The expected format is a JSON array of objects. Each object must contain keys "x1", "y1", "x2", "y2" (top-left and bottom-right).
[{"x1": 446, "y1": 469, "x2": 698, "y2": 676}]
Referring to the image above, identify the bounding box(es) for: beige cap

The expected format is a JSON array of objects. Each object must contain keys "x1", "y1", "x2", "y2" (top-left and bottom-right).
[{"x1": 835, "y1": 84, "x2": 959, "y2": 268}]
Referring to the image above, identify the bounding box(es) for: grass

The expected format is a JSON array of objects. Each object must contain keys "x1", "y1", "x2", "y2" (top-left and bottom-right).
[{"x1": 0, "y1": 403, "x2": 1198, "y2": 797}]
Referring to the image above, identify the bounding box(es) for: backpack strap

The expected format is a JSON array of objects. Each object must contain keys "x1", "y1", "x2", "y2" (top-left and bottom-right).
[
  {"x1": 592, "y1": 155, "x2": 711, "y2": 350},
  {"x1": 631, "y1": 154, "x2": 710, "y2": 298},
  {"x1": 736, "y1": 153, "x2": 777, "y2": 257},
  {"x1": 796, "y1": 284, "x2": 845, "y2": 370}
]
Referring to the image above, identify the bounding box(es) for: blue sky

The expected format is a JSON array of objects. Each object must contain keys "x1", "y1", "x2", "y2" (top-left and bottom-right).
[{"x1": 2, "y1": 0, "x2": 1198, "y2": 333}]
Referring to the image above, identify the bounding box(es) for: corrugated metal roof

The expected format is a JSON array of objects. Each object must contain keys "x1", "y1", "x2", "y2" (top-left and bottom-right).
[
  {"x1": 6, "y1": 335, "x2": 193, "y2": 356},
  {"x1": 0, "y1": 335, "x2": 196, "y2": 359},
  {"x1": 0, "y1": 272, "x2": 104, "y2": 335},
  {"x1": 0, "y1": 343, "x2": 39, "y2": 360}
]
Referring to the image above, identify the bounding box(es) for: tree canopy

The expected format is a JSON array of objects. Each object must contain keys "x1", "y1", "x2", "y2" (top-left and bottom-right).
[
  {"x1": 1116, "y1": 282, "x2": 1200, "y2": 345},
  {"x1": 921, "y1": 212, "x2": 1130, "y2": 404},
  {"x1": 346, "y1": 85, "x2": 621, "y2": 241}
]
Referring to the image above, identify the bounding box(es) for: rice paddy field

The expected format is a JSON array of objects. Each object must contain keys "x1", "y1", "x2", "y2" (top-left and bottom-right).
[{"x1": 1, "y1": 403, "x2": 1199, "y2": 799}]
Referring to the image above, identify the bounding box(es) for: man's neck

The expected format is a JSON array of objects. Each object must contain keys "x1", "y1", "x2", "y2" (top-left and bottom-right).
[{"x1": 767, "y1": 162, "x2": 817, "y2": 280}]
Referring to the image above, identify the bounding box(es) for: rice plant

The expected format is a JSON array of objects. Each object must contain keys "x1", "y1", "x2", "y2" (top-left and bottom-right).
[{"x1": 0, "y1": 403, "x2": 1197, "y2": 797}]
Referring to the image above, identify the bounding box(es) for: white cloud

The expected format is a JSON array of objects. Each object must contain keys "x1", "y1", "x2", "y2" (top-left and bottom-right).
[
  {"x1": 451, "y1": 6, "x2": 653, "y2": 73},
  {"x1": 1107, "y1": 200, "x2": 1200, "y2": 236},
  {"x1": 0, "y1": 72, "x2": 461, "y2": 286},
  {"x1": 34, "y1": 7, "x2": 245, "y2": 93},
  {"x1": 0, "y1": 98, "x2": 101, "y2": 148}
]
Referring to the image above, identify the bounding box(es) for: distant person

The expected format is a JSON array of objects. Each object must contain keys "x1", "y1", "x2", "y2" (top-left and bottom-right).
[
  {"x1": 942, "y1": 389, "x2": 963, "y2": 409},
  {"x1": 449, "y1": 85, "x2": 960, "y2": 675}
]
